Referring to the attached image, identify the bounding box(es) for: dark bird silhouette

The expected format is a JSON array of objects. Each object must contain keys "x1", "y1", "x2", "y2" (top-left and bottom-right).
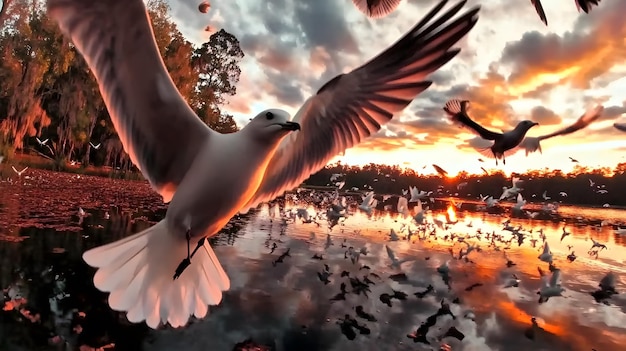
[
  {"x1": 272, "y1": 248, "x2": 290, "y2": 266},
  {"x1": 349, "y1": 277, "x2": 371, "y2": 297},
  {"x1": 590, "y1": 271, "x2": 618, "y2": 304},
  {"x1": 379, "y1": 293, "x2": 393, "y2": 307},
  {"x1": 444, "y1": 99, "x2": 538, "y2": 165},
  {"x1": 531, "y1": 0, "x2": 602, "y2": 26},
  {"x1": 355, "y1": 305, "x2": 377, "y2": 322},
  {"x1": 351, "y1": 0, "x2": 403, "y2": 18},
  {"x1": 389, "y1": 272, "x2": 408, "y2": 282},
  {"x1": 440, "y1": 326, "x2": 465, "y2": 342},
  {"x1": 614, "y1": 122, "x2": 626, "y2": 132},
  {"x1": 560, "y1": 227, "x2": 570, "y2": 242},
  {"x1": 464, "y1": 282, "x2": 483, "y2": 291},
  {"x1": 408, "y1": 300, "x2": 456, "y2": 345},
  {"x1": 318, "y1": 270, "x2": 332, "y2": 285},
  {"x1": 414, "y1": 284, "x2": 434, "y2": 299},
  {"x1": 337, "y1": 315, "x2": 357, "y2": 340},
  {"x1": 311, "y1": 253, "x2": 324, "y2": 260},
  {"x1": 391, "y1": 289, "x2": 408, "y2": 300},
  {"x1": 330, "y1": 291, "x2": 347, "y2": 301},
  {"x1": 567, "y1": 252, "x2": 577, "y2": 262},
  {"x1": 519, "y1": 105, "x2": 603, "y2": 155},
  {"x1": 524, "y1": 317, "x2": 544, "y2": 340},
  {"x1": 432, "y1": 164, "x2": 449, "y2": 177}
]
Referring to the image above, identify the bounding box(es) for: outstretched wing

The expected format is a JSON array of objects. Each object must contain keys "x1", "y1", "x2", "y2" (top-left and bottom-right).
[
  {"x1": 352, "y1": 0, "x2": 403, "y2": 18},
  {"x1": 535, "y1": 105, "x2": 603, "y2": 141},
  {"x1": 518, "y1": 105, "x2": 603, "y2": 155},
  {"x1": 549, "y1": 269, "x2": 562, "y2": 287},
  {"x1": 531, "y1": 0, "x2": 548, "y2": 25},
  {"x1": 443, "y1": 99, "x2": 502, "y2": 140},
  {"x1": 576, "y1": 0, "x2": 602, "y2": 13},
  {"x1": 238, "y1": 0, "x2": 480, "y2": 213},
  {"x1": 47, "y1": 0, "x2": 214, "y2": 203},
  {"x1": 432, "y1": 164, "x2": 449, "y2": 177},
  {"x1": 385, "y1": 245, "x2": 397, "y2": 261}
]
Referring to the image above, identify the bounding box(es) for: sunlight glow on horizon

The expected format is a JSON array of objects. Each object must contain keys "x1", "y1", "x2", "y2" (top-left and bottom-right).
[{"x1": 169, "y1": 0, "x2": 626, "y2": 176}]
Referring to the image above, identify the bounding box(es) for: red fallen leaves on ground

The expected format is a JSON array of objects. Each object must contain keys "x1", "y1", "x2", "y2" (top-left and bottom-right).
[{"x1": 0, "y1": 167, "x2": 166, "y2": 235}]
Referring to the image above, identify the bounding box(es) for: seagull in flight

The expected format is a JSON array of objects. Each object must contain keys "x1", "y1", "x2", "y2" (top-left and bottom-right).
[
  {"x1": 90, "y1": 142, "x2": 101, "y2": 150},
  {"x1": 12, "y1": 166, "x2": 28, "y2": 176},
  {"x1": 518, "y1": 105, "x2": 603, "y2": 155},
  {"x1": 385, "y1": 245, "x2": 414, "y2": 269},
  {"x1": 531, "y1": 0, "x2": 602, "y2": 26},
  {"x1": 47, "y1": 0, "x2": 480, "y2": 329},
  {"x1": 443, "y1": 99, "x2": 538, "y2": 165},
  {"x1": 36, "y1": 137, "x2": 49, "y2": 146}
]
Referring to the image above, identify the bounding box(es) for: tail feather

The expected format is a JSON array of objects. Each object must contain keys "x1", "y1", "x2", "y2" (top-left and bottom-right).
[
  {"x1": 443, "y1": 99, "x2": 470, "y2": 126},
  {"x1": 83, "y1": 219, "x2": 230, "y2": 328}
]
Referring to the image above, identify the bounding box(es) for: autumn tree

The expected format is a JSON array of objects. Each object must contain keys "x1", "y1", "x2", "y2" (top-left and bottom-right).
[
  {"x1": 191, "y1": 29, "x2": 244, "y2": 134},
  {"x1": 0, "y1": 0, "x2": 244, "y2": 165}
]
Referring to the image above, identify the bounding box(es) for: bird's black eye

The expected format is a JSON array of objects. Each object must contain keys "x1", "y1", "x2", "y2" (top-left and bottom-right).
[{"x1": 266, "y1": 112, "x2": 274, "y2": 120}]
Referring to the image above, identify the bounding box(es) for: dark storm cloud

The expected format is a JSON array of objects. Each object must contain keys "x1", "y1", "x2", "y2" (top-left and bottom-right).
[
  {"x1": 601, "y1": 104, "x2": 626, "y2": 121},
  {"x1": 521, "y1": 83, "x2": 557, "y2": 100},
  {"x1": 263, "y1": 71, "x2": 305, "y2": 107},
  {"x1": 294, "y1": 0, "x2": 359, "y2": 55},
  {"x1": 530, "y1": 106, "x2": 561, "y2": 126},
  {"x1": 498, "y1": 0, "x2": 626, "y2": 89},
  {"x1": 457, "y1": 136, "x2": 493, "y2": 150}
]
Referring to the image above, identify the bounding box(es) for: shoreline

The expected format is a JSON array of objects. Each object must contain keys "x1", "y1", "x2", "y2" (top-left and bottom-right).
[{"x1": 1, "y1": 151, "x2": 144, "y2": 181}]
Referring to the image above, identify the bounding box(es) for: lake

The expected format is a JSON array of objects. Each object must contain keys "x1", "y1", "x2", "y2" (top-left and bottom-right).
[{"x1": 1, "y1": 169, "x2": 625, "y2": 351}]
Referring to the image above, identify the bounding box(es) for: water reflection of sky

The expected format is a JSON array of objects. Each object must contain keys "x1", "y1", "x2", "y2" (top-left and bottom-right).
[{"x1": 1, "y1": 198, "x2": 626, "y2": 351}]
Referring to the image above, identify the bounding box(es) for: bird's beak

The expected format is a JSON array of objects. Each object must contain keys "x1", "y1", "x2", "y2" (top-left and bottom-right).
[
  {"x1": 280, "y1": 121, "x2": 301, "y2": 131},
  {"x1": 533, "y1": 122, "x2": 539, "y2": 126}
]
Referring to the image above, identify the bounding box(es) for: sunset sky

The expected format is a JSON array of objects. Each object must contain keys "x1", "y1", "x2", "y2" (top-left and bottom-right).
[{"x1": 166, "y1": 0, "x2": 626, "y2": 176}]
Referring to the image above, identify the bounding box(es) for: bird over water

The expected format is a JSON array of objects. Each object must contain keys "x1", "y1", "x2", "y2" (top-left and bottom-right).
[{"x1": 46, "y1": 0, "x2": 479, "y2": 328}]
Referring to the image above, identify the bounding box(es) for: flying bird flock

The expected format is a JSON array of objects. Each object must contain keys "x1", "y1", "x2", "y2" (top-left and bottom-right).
[{"x1": 0, "y1": 0, "x2": 622, "y2": 350}]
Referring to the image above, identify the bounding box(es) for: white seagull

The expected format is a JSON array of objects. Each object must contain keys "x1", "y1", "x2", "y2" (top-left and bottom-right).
[
  {"x1": 90, "y1": 142, "x2": 101, "y2": 150},
  {"x1": 47, "y1": 0, "x2": 479, "y2": 329},
  {"x1": 538, "y1": 269, "x2": 565, "y2": 303},
  {"x1": 538, "y1": 242, "x2": 553, "y2": 263},
  {"x1": 358, "y1": 191, "x2": 377, "y2": 215},
  {"x1": 12, "y1": 166, "x2": 28, "y2": 176},
  {"x1": 385, "y1": 245, "x2": 414, "y2": 269}
]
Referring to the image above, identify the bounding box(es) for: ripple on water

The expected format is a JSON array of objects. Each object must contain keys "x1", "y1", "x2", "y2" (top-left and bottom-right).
[{"x1": 1, "y1": 185, "x2": 626, "y2": 350}]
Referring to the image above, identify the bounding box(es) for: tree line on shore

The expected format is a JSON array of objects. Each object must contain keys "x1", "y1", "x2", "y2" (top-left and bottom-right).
[
  {"x1": 0, "y1": 0, "x2": 242, "y2": 170},
  {"x1": 305, "y1": 162, "x2": 626, "y2": 208}
]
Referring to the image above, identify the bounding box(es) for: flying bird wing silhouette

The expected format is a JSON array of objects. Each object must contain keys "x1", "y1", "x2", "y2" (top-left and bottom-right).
[
  {"x1": 575, "y1": 0, "x2": 602, "y2": 13},
  {"x1": 238, "y1": 0, "x2": 480, "y2": 214},
  {"x1": 518, "y1": 105, "x2": 603, "y2": 155},
  {"x1": 352, "y1": 0, "x2": 403, "y2": 18},
  {"x1": 443, "y1": 99, "x2": 502, "y2": 140},
  {"x1": 531, "y1": 0, "x2": 548, "y2": 25}
]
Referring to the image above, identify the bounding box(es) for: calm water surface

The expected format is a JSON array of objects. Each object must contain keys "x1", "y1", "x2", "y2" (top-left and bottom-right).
[{"x1": 1, "y1": 189, "x2": 626, "y2": 351}]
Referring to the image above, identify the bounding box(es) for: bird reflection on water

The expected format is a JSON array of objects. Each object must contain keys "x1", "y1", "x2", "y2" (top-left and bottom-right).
[{"x1": 1, "y1": 194, "x2": 626, "y2": 350}]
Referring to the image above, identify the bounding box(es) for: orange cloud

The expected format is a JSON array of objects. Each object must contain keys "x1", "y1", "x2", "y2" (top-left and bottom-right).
[{"x1": 499, "y1": 1, "x2": 626, "y2": 91}]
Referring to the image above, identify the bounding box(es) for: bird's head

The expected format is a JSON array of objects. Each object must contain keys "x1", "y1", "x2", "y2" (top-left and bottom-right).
[
  {"x1": 516, "y1": 120, "x2": 539, "y2": 132},
  {"x1": 245, "y1": 109, "x2": 300, "y2": 142}
]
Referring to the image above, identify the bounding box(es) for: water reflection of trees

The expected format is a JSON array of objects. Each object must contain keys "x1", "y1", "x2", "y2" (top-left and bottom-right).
[
  {"x1": 307, "y1": 162, "x2": 626, "y2": 207},
  {"x1": 0, "y1": 207, "x2": 257, "y2": 350}
]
